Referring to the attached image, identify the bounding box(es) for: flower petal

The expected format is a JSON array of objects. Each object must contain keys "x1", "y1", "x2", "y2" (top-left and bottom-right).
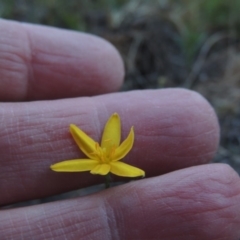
[
  {"x1": 101, "y1": 113, "x2": 121, "y2": 151},
  {"x1": 70, "y1": 124, "x2": 98, "y2": 160},
  {"x1": 50, "y1": 159, "x2": 98, "y2": 172},
  {"x1": 110, "y1": 161, "x2": 145, "y2": 177},
  {"x1": 113, "y1": 127, "x2": 134, "y2": 161},
  {"x1": 90, "y1": 164, "x2": 110, "y2": 175}
]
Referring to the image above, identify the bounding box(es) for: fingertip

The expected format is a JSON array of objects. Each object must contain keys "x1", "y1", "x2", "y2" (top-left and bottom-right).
[
  {"x1": 22, "y1": 23, "x2": 125, "y2": 99},
  {"x1": 109, "y1": 88, "x2": 220, "y2": 173},
  {"x1": 168, "y1": 88, "x2": 220, "y2": 164},
  {"x1": 0, "y1": 19, "x2": 124, "y2": 101},
  {"x1": 94, "y1": 37, "x2": 124, "y2": 93}
]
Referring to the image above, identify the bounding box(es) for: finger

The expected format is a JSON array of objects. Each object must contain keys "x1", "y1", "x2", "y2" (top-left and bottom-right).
[
  {"x1": 0, "y1": 19, "x2": 124, "y2": 101},
  {"x1": 0, "y1": 89, "x2": 219, "y2": 205},
  {"x1": 1, "y1": 164, "x2": 239, "y2": 240}
]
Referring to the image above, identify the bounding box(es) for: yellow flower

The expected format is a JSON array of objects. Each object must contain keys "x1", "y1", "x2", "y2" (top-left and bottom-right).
[{"x1": 50, "y1": 113, "x2": 145, "y2": 177}]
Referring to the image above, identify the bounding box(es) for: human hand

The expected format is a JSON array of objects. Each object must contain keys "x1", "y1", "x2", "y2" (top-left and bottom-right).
[{"x1": 0, "y1": 19, "x2": 240, "y2": 240}]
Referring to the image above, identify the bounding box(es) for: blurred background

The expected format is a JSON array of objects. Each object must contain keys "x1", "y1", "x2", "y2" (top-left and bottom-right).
[{"x1": 0, "y1": 0, "x2": 240, "y2": 175}]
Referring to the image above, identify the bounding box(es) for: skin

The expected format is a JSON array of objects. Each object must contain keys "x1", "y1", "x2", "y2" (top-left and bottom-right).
[{"x1": 0, "y1": 19, "x2": 240, "y2": 240}]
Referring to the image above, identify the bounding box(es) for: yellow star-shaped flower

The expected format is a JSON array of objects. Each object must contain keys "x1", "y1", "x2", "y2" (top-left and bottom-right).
[{"x1": 50, "y1": 113, "x2": 145, "y2": 177}]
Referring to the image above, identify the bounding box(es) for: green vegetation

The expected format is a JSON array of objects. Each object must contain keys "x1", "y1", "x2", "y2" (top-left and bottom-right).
[
  {"x1": 0, "y1": 0, "x2": 239, "y2": 64},
  {"x1": 0, "y1": 0, "x2": 128, "y2": 30},
  {"x1": 170, "y1": 0, "x2": 240, "y2": 62}
]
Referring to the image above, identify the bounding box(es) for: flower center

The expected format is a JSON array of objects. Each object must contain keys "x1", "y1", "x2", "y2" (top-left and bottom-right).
[{"x1": 94, "y1": 142, "x2": 116, "y2": 163}]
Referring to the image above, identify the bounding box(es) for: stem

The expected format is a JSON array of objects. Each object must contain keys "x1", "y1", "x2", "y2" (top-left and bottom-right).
[{"x1": 104, "y1": 173, "x2": 112, "y2": 189}]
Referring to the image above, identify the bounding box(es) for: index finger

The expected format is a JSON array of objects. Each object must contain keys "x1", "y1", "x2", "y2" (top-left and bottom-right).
[{"x1": 0, "y1": 19, "x2": 124, "y2": 101}]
